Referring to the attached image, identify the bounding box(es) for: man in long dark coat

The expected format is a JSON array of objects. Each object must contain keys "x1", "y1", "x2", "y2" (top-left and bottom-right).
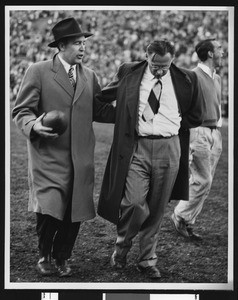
[
  {"x1": 97, "y1": 40, "x2": 204, "y2": 279},
  {"x1": 12, "y1": 18, "x2": 115, "y2": 277}
]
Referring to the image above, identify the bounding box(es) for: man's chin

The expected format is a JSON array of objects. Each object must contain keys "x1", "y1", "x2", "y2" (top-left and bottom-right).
[{"x1": 75, "y1": 58, "x2": 83, "y2": 64}]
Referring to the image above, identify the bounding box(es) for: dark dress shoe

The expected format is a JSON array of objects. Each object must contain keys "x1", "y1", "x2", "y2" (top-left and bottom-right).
[
  {"x1": 36, "y1": 257, "x2": 57, "y2": 276},
  {"x1": 55, "y1": 259, "x2": 72, "y2": 277},
  {"x1": 187, "y1": 227, "x2": 203, "y2": 241},
  {"x1": 137, "y1": 265, "x2": 161, "y2": 279},
  {"x1": 110, "y1": 251, "x2": 126, "y2": 269}
]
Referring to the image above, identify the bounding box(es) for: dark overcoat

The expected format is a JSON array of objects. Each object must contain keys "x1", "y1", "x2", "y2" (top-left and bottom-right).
[
  {"x1": 97, "y1": 60, "x2": 204, "y2": 224},
  {"x1": 12, "y1": 54, "x2": 115, "y2": 222}
]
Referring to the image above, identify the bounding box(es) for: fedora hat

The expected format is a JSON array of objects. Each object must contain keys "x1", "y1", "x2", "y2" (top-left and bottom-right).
[{"x1": 48, "y1": 17, "x2": 93, "y2": 48}]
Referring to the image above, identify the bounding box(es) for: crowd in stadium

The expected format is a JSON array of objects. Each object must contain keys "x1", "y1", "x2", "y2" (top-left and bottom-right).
[{"x1": 9, "y1": 9, "x2": 229, "y2": 115}]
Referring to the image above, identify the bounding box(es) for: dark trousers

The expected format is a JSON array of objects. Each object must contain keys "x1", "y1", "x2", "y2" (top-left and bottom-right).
[{"x1": 36, "y1": 203, "x2": 80, "y2": 261}]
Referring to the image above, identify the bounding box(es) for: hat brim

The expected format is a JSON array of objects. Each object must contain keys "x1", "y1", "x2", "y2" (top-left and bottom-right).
[{"x1": 48, "y1": 32, "x2": 93, "y2": 48}]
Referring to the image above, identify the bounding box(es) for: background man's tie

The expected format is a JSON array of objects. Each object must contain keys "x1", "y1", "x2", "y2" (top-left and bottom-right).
[
  {"x1": 68, "y1": 66, "x2": 76, "y2": 89},
  {"x1": 142, "y1": 79, "x2": 162, "y2": 122}
]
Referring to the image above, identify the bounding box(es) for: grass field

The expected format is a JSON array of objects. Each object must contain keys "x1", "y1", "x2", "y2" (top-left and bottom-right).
[{"x1": 9, "y1": 111, "x2": 229, "y2": 285}]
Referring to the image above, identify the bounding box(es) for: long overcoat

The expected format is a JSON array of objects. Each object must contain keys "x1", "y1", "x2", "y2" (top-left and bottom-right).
[
  {"x1": 12, "y1": 54, "x2": 115, "y2": 222},
  {"x1": 97, "y1": 60, "x2": 204, "y2": 224}
]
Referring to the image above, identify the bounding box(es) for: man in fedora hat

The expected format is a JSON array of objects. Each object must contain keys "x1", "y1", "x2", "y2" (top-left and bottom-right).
[{"x1": 12, "y1": 17, "x2": 115, "y2": 277}]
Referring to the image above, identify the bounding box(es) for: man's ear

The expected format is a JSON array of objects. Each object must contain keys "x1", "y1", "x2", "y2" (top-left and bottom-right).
[
  {"x1": 208, "y1": 50, "x2": 213, "y2": 58},
  {"x1": 58, "y1": 42, "x2": 65, "y2": 52}
]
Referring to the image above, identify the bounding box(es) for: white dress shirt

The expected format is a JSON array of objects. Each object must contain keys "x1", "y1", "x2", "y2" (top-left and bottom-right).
[{"x1": 138, "y1": 65, "x2": 181, "y2": 137}]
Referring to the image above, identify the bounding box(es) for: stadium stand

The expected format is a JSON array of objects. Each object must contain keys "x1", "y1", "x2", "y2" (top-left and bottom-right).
[{"x1": 9, "y1": 9, "x2": 229, "y2": 116}]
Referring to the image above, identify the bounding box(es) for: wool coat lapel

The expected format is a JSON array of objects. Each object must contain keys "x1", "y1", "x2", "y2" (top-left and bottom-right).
[
  {"x1": 51, "y1": 55, "x2": 88, "y2": 104},
  {"x1": 51, "y1": 55, "x2": 75, "y2": 98},
  {"x1": 170, "y1": 64, "x2": 192, "y2": 112},
  {"x1": 125, "y1": 62, "x2": 147, "y2": 119},
  {"x1": 73, "y1": 64, "x2": 87, "y2": 103}
]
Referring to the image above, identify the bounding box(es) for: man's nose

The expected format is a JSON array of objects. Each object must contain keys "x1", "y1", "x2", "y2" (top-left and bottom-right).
[
  {"x1": 156, "y1": 69, "x2": 164, "y2": 77},
  {"x1": 79, "y1": 43, "x2": 85, "y2": 50}
]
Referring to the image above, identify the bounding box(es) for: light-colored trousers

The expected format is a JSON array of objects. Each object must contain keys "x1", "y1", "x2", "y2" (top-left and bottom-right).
[
  {"x1": 174, "y1": 127, "x2": 222, "y2": 225},
  {"x1": 115, "y1": 135, "x2": 180, "y2": 267}
]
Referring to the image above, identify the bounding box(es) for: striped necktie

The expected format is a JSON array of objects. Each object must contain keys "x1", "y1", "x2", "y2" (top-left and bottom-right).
[
  {"x1": 68, "y1": 66, "x2": 76, "y2": 89},
  {"x1": 142, "y1": 79, "x2": 162, "y2": 122}
]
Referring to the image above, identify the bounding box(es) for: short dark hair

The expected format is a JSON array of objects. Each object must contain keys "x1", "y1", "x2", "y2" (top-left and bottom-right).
[
  {"x1": 195, "y1": 38, "x2": 216, "y2": 61},
  {"x1": 57, "y1": 36, "x2": 75, "y2": 50},
  {"x1": 146, "y1": 40, "x2": 175, "y2": 57}
]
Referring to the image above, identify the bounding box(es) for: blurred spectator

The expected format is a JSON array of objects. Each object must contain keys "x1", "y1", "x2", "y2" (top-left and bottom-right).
[{"x1": 9, "y1": 10, "x2": 228, "y2": 116}]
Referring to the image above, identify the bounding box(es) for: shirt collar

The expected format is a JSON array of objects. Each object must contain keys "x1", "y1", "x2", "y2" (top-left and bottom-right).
[
  {"x1": 198, "y1": 62, "x2": 216, "y2": 79},
  {"x1": 58, "y1": 54, "x2": 76, "y2": 73}
]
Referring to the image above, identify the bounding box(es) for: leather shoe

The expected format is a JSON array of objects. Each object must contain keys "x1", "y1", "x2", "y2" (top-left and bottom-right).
[
  {"x1": 170, "y1": 213, "x2": 190, "y2": 238},
  {"x1": 137, "y1": 265, "x2": 161, "y2": 279},
  {"x1": 36, "y1": 256, "x2": 57, "y2": 276},
  {"x1": 110, "y1": 251, "x2": 126, "y2": 269},
  {"x1": 187, "y1": 227, "x2": 203, "y2": 241},
  {"x1": 55, "y1": 259, "x2": 72, "y2": 277},
  {"x1": 171, "y1": 213, "x2": 202, "y2": 241}
]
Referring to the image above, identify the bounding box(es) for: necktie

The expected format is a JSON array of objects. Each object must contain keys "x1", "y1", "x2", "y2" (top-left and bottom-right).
[
  {"x1": 142, "y1": 79, "x2": 162, "y2": 122},
  {"x1": 68, "y1": 66, "x2": 76, "y2": 89}
]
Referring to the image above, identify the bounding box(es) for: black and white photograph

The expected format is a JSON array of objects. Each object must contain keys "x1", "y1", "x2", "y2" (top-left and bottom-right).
[{"x1": 4, "y1": 4, "x2": 237, "y2": 297}]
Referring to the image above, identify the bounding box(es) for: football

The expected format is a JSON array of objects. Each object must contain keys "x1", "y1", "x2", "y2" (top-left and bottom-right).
[{"x1": 42, "y1": 110, "x2": 68, "y2": 135}]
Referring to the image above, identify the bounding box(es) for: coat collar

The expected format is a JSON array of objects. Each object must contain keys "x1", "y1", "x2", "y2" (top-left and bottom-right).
[
  {"x1": 170, "y1": 63, "x2": 191, "y2": 84},
  {"x1": 130, "y1": 60, "x2": 191, "y2": 82},
  {"x1": 125, "y1": 61, "x2": 147, "y2": 118},
  {"x1": 130, "y1": 60, "x2": 148, "y2": 71},
  {"x1": 170, "y1": 63, "x2": 193, "y2": 109},
  {"x1": 51, "y1": 54, "x2": 87, "y2": 102},
  {"x1": 73, "y1": 64, "x2": 87, "y2": 103}
]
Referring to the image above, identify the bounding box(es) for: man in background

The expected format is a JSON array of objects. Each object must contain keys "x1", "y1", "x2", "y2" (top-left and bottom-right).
[{"x1": 171, "y1": 38, "x2": 223, "y2": 241}]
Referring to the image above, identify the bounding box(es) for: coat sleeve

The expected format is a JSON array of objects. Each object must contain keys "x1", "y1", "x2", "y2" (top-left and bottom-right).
[
  {"x1": 12, "y1": 64, "x2": 41, "y2": 140},
  {"x1": 93, "y1": 71, "x2": 116, "y2": 123},
  {"x1": 180, "y1": 70, "x2": 205, "y2": 129},
  {"x1": 93, "y1": 63, "x2": 128, "y2": 123},
  {"x1": 93, "y1": 63, "x2": 134, "y2": 122},
  {"x1": 96, "y1": 63, "x2": 130, "y2": 102}
]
